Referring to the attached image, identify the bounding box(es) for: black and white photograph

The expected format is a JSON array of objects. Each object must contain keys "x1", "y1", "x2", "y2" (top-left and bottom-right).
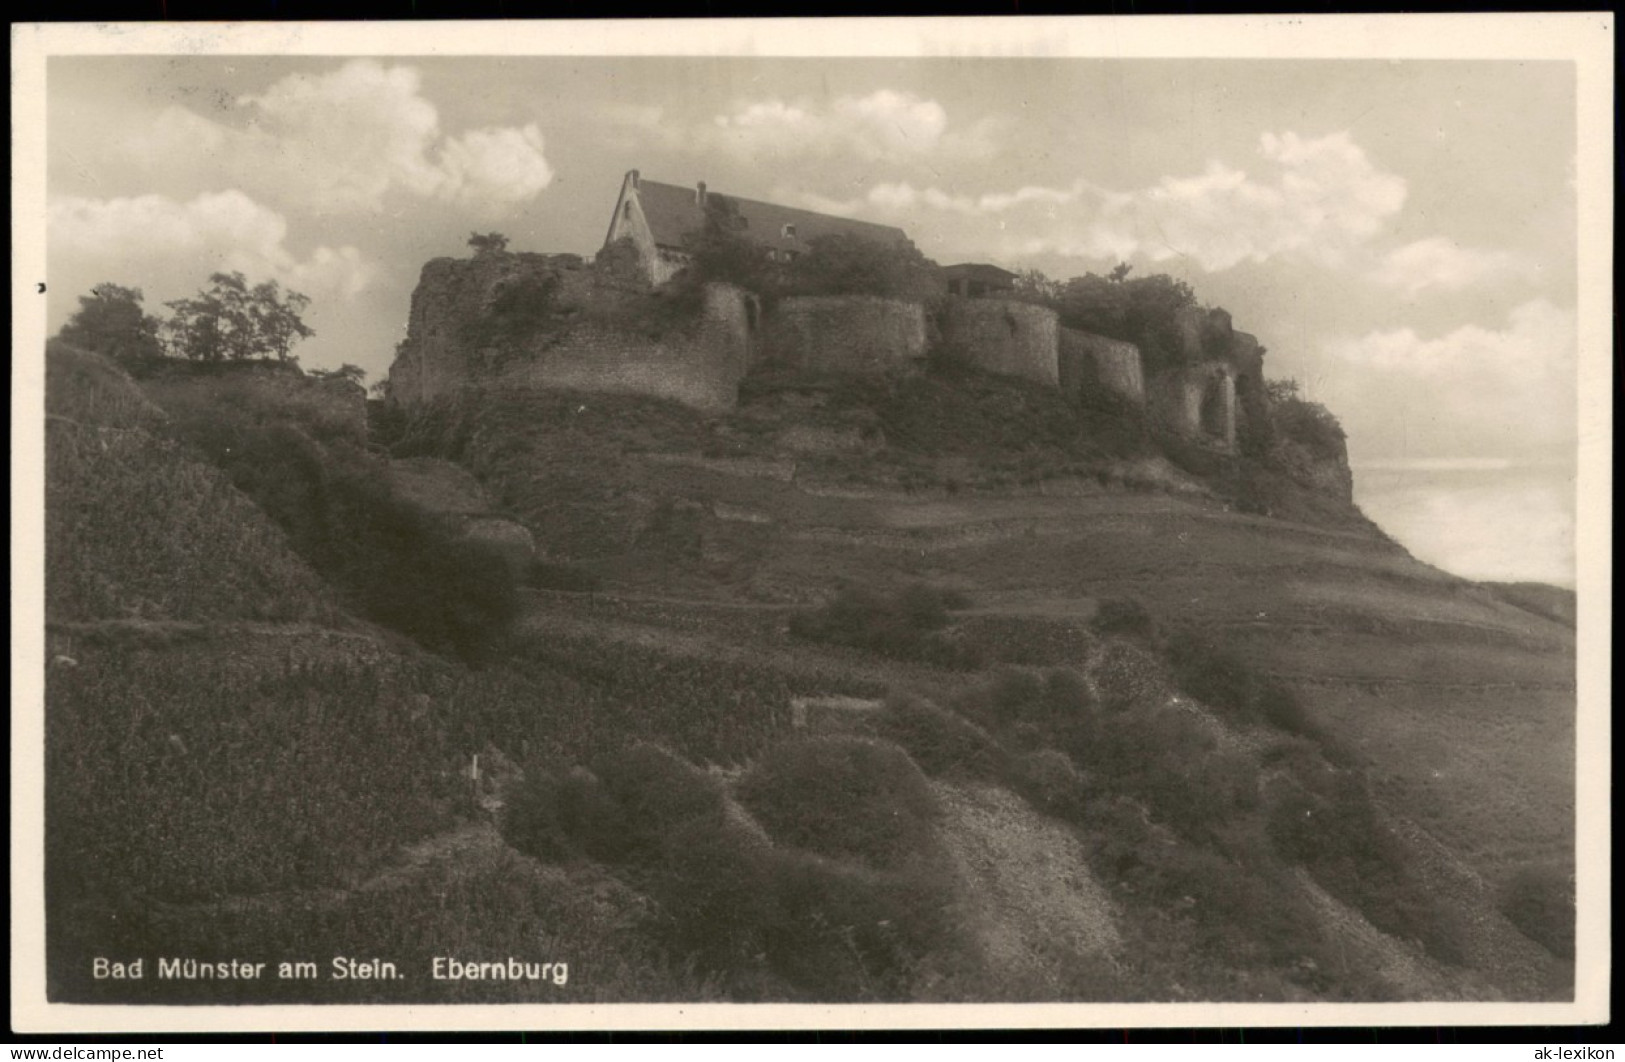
[{"x1": 10, "y1": 15, "x2": 1611, "y2": 1032}]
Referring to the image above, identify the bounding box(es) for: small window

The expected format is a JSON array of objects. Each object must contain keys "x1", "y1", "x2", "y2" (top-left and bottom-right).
[
  {"x1": 623, "y1": 201, "x2": 632, "y2": 220},
  {"x1": 782, "y1": 223, "x2": 797, "y2": 239}
]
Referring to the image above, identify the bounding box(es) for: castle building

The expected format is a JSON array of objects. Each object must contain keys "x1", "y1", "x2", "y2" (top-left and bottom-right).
[
  {"x1": 941, "y1": 263, "x2": 1017, "y2": 298},
  {"x1": 602, "y1": 170, "x2": 913, "y2": 286}
]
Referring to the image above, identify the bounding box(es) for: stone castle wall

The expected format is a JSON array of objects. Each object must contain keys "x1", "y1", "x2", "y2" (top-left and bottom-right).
[
  {"x1": 1059, "y1": 328, "x2": 1145, "y2": 408},
  {"x1": 387, "y1": 252, "x2": 751, "y2": 413},
  {"x1": 761, "y1": 296, "x2": 928, "y2": 375},
  {"x1": 387, "y1": 250, "x2": 1288, "y2": 462},
  {"x1": 939, "y1": 298, "x2": 1059, "y2": 385}
]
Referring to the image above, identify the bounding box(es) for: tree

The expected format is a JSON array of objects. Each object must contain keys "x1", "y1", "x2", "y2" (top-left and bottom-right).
[
  {"x1": 312, "y1": 363, "x2": 367, "y2": 385},
  {"x1": 56, "y1": 283, "x2": 165, "y2": 367},
  {"x1": 468, "y1": 232, "x2": 509, "y2": 256},
  {"x1": 1050, "y1": 270, "x2": 1197, "y2": 373},
  {"x1": 164, "y1": 272, "x2": 314, "y2": 363},
  {"x1": 783, "y1": 233, "x2": 943, "y2": 303},
  {"x1": 1010, "y1": 268, "x2": 1063, "y2": 306},
  {"x1": 1266, "y1": 377, "x2": 1346, "y2": 460},
  {"x1": 680, "y1": 195, "x2": 777, "y2": 293}
]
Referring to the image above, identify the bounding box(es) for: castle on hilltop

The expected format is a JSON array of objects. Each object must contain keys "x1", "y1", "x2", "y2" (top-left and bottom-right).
[{"x1": 385, "y1": 171, "x2": 1267, "y2": 455}]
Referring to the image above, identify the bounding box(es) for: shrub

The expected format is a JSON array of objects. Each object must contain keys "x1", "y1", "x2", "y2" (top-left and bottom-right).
[
  {"x1": 762, "y1": 849, "x2": 956, "y2": 1000},
  {"x1": 1091, "y1": 597, "x2": 1160, "y2": 644},
  {"x1": 648, "y1": 813, "x2": 779, "y2": 972},
  {"x1": 1014, "y1": 748, "x2": 1084, "y2": 816},
  {"x1": 979, "y1": 667, "x2": 1047, "y2": 726},
  {"x1": 152, "y1": 389, "x2": 520, "y2": 661},
  {"x1": 1166, "y1": 629, "x2": 1256, "y2": 717},
  {"x1": 591, "y1": 742, "x2": 727, "y2": 861},
  {"x1": 1166, "y1": 629, "x2": 1341, "y2": 754},
  {"x1": 736, "y1": 737, "x2": 940, "y2": 870},
  {"x1": 501, "y1": 763, "x2": 639, "y2": 865},
  {"x1": 461, "y1": 271, "x2": 563, "y2": 348},
  {"x1": 1040, "y1": 668, "x2": 1098, "y2": 722},
  {"x1": 500, "y1": 766, "x2": 580, "y2": 863},
  {"x1": 870, "y1": 692, "x2": 1008, "y2": 780},
  {"x1": 1499, "y1": 863, "x2": 1575, "y2": 960},
  {"x1": 1267, "y1": 379, "x2": 1347, "y2": 463},
  {"x1": 789, "y1": 583, "x2": 979, "y2": 668},
  {"x1": 46, "y1": 340, "x2": 167, "y2": 429},
  {"x1": 1265, "y1": 771, "x2": 1468, "y2": 965},
  {"x1": 526, "y1": 559, "x2": 603, "y2": 592},
  {"x1": 782, "y1": 233, "x2": 945, "y2": 305},
  {"x1": 1090, "y1": 640, "x2": 1169, "y2": 712}
]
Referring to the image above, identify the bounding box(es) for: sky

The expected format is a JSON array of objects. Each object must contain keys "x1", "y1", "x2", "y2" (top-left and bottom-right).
[{"x1": 43, "y1": 53, "x2": 1582, "y2": 586}]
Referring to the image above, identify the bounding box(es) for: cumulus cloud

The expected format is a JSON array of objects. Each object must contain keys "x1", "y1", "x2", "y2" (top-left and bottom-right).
[
  {"x1": 614, "y1": 90, "x2": 998, "y2": 165},
  {"x1": 797, "y1": 131, "x2": 1409, "y2": 273},
  {"x1": 803, "y1": 179, "x2": 1096, "y2": 219},
  {"x1": 436, "y1": 124, "x2": 554, "y2": 208},
  {"x1": 145, "y1": 60, "x2": 553, "y2": 214},
  {"x1": 1325, "y1": 298, "x2": 1574, "y2": 382},
  {"x1": 710, "y1": 90, "x2": 952, "y2": 161},
  {"x1": 49, "y1": 190, "x2": 377, "y2": 304},
  {"x1": 1320, "y1": 299, "x2": 1577, "y2": 461},
  {"x1": 1368, "y1": 236, "x2": 1533, "y2": 295}
]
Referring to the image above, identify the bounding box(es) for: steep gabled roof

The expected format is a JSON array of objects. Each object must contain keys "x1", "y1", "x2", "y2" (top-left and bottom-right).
[
  {"x1": 942, "y1": 263, "x2": 1018, "y2": 284},
  {"x1": 635, "y1": 179, "x2": 910, "y2": 256}
]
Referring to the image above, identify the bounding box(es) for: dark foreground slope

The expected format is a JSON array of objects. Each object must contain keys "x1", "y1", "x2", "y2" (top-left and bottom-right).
[
  {"x1": 391, "y1": 377, "x2": 1575, "y2": 1000},
  {"x1": 41, "y1": 351, "x2": 1574, "y2": 1005},
  {"x1": 41, "y1": 345, "x2": 709, "y2": 1004}
]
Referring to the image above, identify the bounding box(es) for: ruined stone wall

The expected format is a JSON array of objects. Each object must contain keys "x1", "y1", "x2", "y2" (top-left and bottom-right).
[
  {"x1": 499, "y1": 283, "x2": 750, "y2": 413},
  {"x1": 1150, "y1": 362, "x2": 1236, "y2": 452},
  {"x1": 386, "y1": 251, "x2": 751, "y2": 413},
  {"x1": 939, "y1": 298, "x2": 1059, "y2": 385},
  {"x1": 1058, "y1": 328, "x2": 1145, "y2": 408},
  {"x1": 1227, "y1": 329, "x2": 1269, "y2": 449},
  {"x1": 388, "y1": 252, "x2": 592, "y2": 405},
  {"x1": 761, "y1": 296, "x2": 928, "y2": 375}
]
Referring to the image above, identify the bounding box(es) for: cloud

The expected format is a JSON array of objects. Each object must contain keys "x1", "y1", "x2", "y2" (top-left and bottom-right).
[
  {"x1": 802, "y1": 179, "x2": 1096, "y2": 219},
  {"x1": 1325, "y1": 298, "x2": 1574, "y2": 382},
  {"x1": 436, "y1": 124, "x2": 554, "y2": 208},
  {"x1": 1368, "y1": 237, "x2": 1533, "y2": 295},
  {"x1": 1320, "y1": 299, "x2": 1577, "y2": 461},
  {"x1": 794, "y1": 131, "x2": 1409, "y2": 273},
  {"x1": 614, "y1": 90, "x2": 998, "y2": 165},
  {"x1": 1036, "y1": 131, "x2": 1408, "y2": 270},
  {"x1": 711, "y1": 90, "x2": 950, "y2": 161},
  {"x1": 144, "y1": 60, "x2": 553, "y2": 214},
  {"x1": 49, "y1": 190, "x2": 377, "y2": 304}
]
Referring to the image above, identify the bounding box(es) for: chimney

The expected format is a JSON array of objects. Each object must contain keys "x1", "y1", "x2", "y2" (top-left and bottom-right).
[
  {"x1": 628, "y1": 169, "x2": 640, "y2": 189},
  {"x1": 696, "y1": 181, "x2": 708, "y2": 208}
]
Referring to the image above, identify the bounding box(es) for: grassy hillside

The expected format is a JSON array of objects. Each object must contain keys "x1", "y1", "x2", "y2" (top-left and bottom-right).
[
  {"x1": 42, "y1": 349, "x2": 1573, "y2": 1004},
  {"x1": 377, "y1": 377, "x2": 1574, "y2": 999},
  {"x1": 42, "y1": 346, "x2": 712, "y2": 1003}
]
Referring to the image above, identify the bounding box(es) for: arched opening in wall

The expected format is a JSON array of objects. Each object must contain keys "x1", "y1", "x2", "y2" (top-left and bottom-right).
[
  {"x1": 1199, "y1": 372, "x2": 1231, "y2": 440},
  {"x1": 745, "y1": 297, "x2": 759, "y2": 334}
]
